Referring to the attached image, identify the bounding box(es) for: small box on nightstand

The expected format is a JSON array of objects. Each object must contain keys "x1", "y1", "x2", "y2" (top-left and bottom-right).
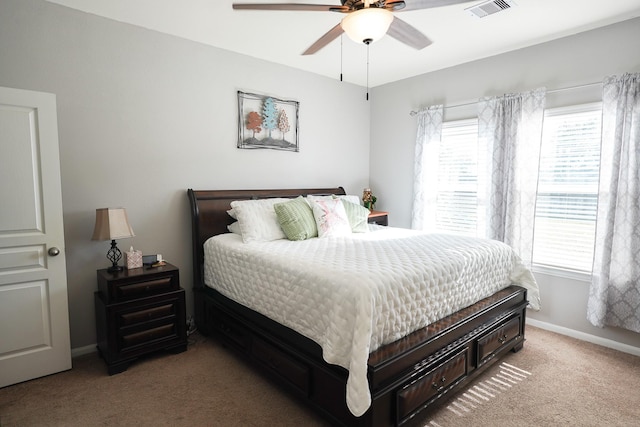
[{"x1": 124, "y1": 248, "x2": 142, "y2": 269}]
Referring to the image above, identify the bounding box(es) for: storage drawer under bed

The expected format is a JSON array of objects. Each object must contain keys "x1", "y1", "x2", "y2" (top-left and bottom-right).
[
  {"x1": 252, "y1": 337, "x2": 310, "y2": 396},
  {"x1": 476, "y1": 315, "x2": 522, "y2": 367},
  {"x1": 206, "y1": 299, "x2": 311, "y2": 396},
  {"x1": 396, "y1": 347, "x2": 469, "y2": 425}
]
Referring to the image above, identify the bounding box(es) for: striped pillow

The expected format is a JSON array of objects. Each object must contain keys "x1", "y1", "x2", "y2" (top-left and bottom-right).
[
  {"x1": 342, "y1": 201, "x2": 370, "y2": 233},
  {"x1": 274, "y1": 196, "x2": 318, "y2": 241}
]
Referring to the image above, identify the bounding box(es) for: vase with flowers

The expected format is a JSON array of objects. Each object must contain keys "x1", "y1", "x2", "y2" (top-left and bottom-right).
[{"x1": 362, "y1": 188, "x2": 377, "y2": 211}]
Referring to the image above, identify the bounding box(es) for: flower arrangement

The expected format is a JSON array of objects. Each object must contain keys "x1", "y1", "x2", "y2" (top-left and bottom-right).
[{"x1": 362, "y1": 188, "x2": 377, "y2": 210}]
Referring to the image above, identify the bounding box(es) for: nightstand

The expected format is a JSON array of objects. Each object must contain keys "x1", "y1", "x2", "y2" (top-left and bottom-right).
[
  {"x1": 94, "y1": 262, "x2": 187, "y2": 375},
  {"x1": 368, "y1": 210, "x2": 389, "y2": 226}
]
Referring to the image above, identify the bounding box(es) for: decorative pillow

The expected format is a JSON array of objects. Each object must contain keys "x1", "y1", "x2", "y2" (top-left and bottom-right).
[
  {"x1": 274, "y1": 196, "x2": 318, "y2": 241},
  {"x1": 227, "y1": 209, "x2": 237, "y2": 220},
  {"x1": 307, "y1": 194, "x2": 361, "y2": 206},
  {"x1": 342, "y1": 200, "x2": 370, "y2": 233},
  {"x1": 337, "y1": 194, "x2": 362, "y2": 206},
  {"x1": 310, "y1": 198, "x2": 352, "y2": 238},
  {"x1": 229, "y1": 198, "x2": 289, "y2": 243},
  {"x1": 227, "y1": 221, "x2": 241, "y2": 235}
]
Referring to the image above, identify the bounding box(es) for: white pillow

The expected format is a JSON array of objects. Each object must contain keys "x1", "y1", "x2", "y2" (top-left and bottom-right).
[
  {"x1": 227, "y1": 221, "x2": 242, "y2": 235},
  {"x1": 310, "y1": 198, "x2": 352, "y2": 238},
  {"x1": 307, "y1": 194, "x2": 361, "y2": 206},
  {"x1": 229, "y1": 198, "x2": 289, "y2": 243}
]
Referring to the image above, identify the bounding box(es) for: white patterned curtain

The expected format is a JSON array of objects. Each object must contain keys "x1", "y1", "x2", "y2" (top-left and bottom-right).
[
  {"x1": 477, "y1": 88, "x2": 546, "y2": 267},
  {"x1": 587, "y1": 73, "x2": 640, "y2": 333},
  {"x1": 411, "y1": 105, "x2": 443, "y2": 230}
]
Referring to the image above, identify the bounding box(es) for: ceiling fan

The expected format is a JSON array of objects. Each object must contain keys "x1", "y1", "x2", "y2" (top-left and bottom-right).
[{"x1": 232, "y1": 0, "x2": 476, "y2": 55}]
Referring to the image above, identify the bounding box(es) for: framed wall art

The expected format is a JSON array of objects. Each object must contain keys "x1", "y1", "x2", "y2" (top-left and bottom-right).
[{"x1": 237, "y1": 91, "x2": 299, "y2": 152}]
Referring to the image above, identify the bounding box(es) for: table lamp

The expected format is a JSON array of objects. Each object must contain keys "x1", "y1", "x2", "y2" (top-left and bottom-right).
[{"x1": 92, "y1": 207, "x2": 135, "y2": 272}]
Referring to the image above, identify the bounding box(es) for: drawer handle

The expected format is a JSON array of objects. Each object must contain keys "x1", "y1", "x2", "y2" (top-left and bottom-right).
[
  {"x1": 498, "y1": 334, "x2": 509, "y2": 344},
  {"x1": 219, "y1": 322, "x2": 234, "y2": 335},
  {"x1": 432, "y1": 377, "x2": 446, "y2": 392},
  {"x1": 267, "y1": 356, "x2": 280, "y2": 370}
]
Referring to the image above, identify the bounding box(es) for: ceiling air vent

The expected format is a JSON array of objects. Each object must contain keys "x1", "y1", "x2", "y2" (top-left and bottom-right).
[{"x1": 466, "y1": 0, "x2": 516, "y2": 18}]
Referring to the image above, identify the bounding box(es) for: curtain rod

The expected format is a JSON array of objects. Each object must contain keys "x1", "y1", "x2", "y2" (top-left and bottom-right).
[{"x1": 409, "y1": 81, "x2": 602, "y2": 116}]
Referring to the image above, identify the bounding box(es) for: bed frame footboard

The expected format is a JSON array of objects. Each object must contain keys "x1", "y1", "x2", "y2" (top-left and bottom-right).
[{"x1": 200, "y1": 283, "x2": 526, "y2": 427}]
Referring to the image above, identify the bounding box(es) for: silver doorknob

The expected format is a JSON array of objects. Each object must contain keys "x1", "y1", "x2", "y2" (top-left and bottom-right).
[{"x1": 48, "y1": 247, "x2": 60, "y2": 256}]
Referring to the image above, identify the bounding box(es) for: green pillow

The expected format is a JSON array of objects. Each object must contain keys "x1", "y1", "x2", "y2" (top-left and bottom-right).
[
  {"x1": 274, "y1": 196, "x2": 318, "y2": 241},
  {"x1": 342, "y1": 200, "x2": 370, "y2": 233}
]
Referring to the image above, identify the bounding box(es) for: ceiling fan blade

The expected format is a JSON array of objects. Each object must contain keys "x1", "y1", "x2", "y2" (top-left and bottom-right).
[
  {"x1": 399, "y1": 0, "x2": 475, "y2": 12},
  {"x1": 384, "y1": 1, "x2": 407, "y2": 11},
  {"x1": 302, "y1": 23, "x2": 344, "y2": 55},
  {"x1": 387, "y1": 17, "x2": 432, "y2": 50},
  {"x1": 233, "y1": 3, "x2": 349, "y2": 12}
]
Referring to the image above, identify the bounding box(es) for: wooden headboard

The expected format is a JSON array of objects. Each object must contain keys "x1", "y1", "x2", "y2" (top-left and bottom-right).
[{"x1": 187, "y1": 187, "x2": 345, "y2": 290}]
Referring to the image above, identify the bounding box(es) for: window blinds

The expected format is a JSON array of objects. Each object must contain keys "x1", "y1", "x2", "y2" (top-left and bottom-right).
[
  {"x1": 433, "y1": 104, "x2": 601, "y2": 273},
  {"x1": 532, "y1": 104, "x2": 602, "y2": 272},
  {"x1": 437, "y1": 120, "x2": 480, "y2": 236}
]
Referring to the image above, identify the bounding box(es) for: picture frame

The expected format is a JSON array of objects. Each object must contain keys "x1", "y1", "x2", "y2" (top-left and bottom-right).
[{"x1": 237, "y1": 91, "x2": 299, "y2": 152}]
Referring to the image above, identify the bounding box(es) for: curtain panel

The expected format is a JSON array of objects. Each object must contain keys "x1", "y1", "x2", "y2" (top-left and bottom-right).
[
  {"x1": 411, "y1": 105, "x2": 443, "y2": 230},
  {"x1": 587, "y1": 72, "x2": 640, "y2": 333},
  {"x1": 477, "y1": 88, "x2": 546, "y2": 267}
]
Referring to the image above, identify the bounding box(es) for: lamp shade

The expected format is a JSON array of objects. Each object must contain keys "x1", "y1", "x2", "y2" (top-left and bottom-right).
[
  {"x1": 91, "y1": 208, "x2": 135, "y2": 241},
  {"x1": 341, "y1": 7, "x2": 394, "y2": 44}
]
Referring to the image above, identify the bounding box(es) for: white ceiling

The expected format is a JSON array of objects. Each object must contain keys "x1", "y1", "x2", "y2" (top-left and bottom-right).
[{"x1": 46, "y1": 0, "x2": 640, "y2": 87}]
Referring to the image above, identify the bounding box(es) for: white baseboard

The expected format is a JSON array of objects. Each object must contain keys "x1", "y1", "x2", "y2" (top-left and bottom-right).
[
  {"x1": 71, "y1": 344, "x2": 97, "y2": 358},
  {"x1": 526, "y1": 318, "x2": 640, "y2": 357}
]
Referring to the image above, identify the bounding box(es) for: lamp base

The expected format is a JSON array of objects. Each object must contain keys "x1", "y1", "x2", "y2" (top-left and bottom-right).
[
  {"x1": 107, "y1": 265, "x2": 123, "y2": 273},
  {"x1": 106, "y1": 239, "x2": 123, "y2": 274}
]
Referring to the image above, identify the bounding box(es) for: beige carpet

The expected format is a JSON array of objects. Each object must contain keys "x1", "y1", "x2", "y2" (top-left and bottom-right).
[{"x1": 1, "y1": 326, "x2": 639, "y2": 427}]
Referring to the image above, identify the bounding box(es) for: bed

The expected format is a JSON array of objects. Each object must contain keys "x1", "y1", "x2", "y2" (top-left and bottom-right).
[{"x1": 187, "y1": 187, "x2": 539, "y2": 427}]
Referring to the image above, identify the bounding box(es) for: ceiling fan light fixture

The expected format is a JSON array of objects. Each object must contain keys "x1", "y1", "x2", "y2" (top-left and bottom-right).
[{"x1": 341, "y1": 7, "x2": 394, "y2": 45}]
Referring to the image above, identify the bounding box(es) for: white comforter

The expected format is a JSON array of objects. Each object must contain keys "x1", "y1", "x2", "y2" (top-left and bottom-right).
[{"x1": 203, "y1": 227, "x2": 540, "y2": 417}]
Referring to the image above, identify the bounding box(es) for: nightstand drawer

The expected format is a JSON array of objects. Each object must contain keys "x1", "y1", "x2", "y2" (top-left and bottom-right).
[
  {"x1": 119, "y1": 302, "x2": 176, "y2": 327},
  {"x1": 97, "y1": 263, "x2": 179, "y2": 303},
  {"x1": 112, "y1": 290, "x2": 184, "y2": 351},
  {"x1": 121, "y1": 323, "x2": 176, "y2": 349},
  {"x1": 95, "y1": 283, "x2": 187, "y2": 374},
  {"x1": 117, "y1": 277, "x2": 174, "y2": 300}
]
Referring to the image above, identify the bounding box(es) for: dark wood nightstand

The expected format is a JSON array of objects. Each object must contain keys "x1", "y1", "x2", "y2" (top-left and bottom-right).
[
  {"x1": 94, "y1": 262, "x2": 187, "y2": 375},
  {"x1": 368, "y1": 210, "x2": 389, "y2": 226}
]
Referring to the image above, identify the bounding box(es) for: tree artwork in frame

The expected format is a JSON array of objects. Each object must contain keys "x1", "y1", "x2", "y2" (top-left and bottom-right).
[{"x1": 237, "y1": 91, "x2": 299, "y2": 152}]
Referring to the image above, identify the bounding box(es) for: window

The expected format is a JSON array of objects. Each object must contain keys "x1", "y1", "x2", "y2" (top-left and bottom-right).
[
  {"x1": 435, "y1": 120, "x2": 480, "y2": 236},
  {"x1": 427, "y1": 103, "x2": 602, "y2": 274},
  {"x1": 532, "y1": 103, "x2": 602, "y2": 272}
]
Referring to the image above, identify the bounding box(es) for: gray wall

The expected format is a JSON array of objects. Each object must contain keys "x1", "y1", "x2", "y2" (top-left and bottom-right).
[
  {"x1": 0, "y1": 0, "x2": 371, "y2": 349},
  {"x1": 370, "y1": 18, "x2": 640, "y2": 351},
  {"x1": 2, "y1": 0, "x2": 639, "y2": 354}
]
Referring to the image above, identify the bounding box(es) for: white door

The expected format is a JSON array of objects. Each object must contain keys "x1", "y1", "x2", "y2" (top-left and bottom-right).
[{"x1": 0, "y1": 86, "x2": 71, "y2": 387}]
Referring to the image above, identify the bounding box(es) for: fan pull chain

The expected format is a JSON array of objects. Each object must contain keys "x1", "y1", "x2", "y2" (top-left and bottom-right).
[
  {"x1": 340, "y1": 35, "x2": 343, "y2": 82},
  {"x1": 366, "y1": 42, "x2": 370, "y2": 101}
]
